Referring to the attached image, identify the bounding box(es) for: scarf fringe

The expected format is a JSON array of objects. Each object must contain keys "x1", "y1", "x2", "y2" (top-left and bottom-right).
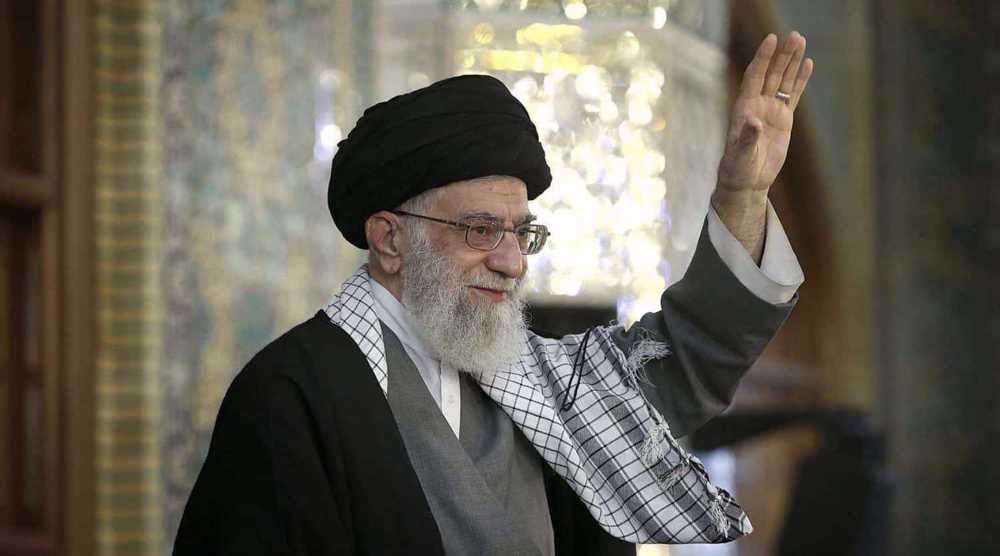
[
  {"x1": 709, "y1": 497, "x2": 730, "y2": 540},
  {"x1": 640, "y1": 421, "x2": 673, "y2": 466},
  {"x1": 640, "y1": 412, "x2": 733, "y2": 540},
  {"x1": 621, "y1": 333, "x2": 671, "y2": 389}
]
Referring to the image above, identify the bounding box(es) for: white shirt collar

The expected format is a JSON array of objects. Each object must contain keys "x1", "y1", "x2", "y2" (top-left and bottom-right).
[{"x1": 367, "y1": 275, "x2": 437, "y2": 360}]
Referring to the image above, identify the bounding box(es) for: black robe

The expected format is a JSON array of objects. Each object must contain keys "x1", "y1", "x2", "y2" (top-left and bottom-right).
[{"x1": 172, "y1": 312, "x2": 634, "y2": 556}]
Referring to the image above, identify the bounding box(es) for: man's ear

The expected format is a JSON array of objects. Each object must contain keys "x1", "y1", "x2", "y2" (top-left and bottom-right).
[{"x1": 365, "y1": 211, "x2": 403, "y2": 274}]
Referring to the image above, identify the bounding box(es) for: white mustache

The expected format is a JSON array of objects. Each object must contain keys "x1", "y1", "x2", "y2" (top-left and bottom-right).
[
  {"x1": 467, "y1": 277, "x2": 521, "y2": 294},
  {"x1": 468, "y1": 283, "x2": 514, "y2": 292}
]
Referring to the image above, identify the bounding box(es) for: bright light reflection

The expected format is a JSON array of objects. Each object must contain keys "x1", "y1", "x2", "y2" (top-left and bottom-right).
[
  {"x1": 473, "y1": 22, "x2": 495, "y2": 45},
  {"x1": 473, "y1": 0, "x2": 503, "y2": 11},
  {"x1": 563, "y1": 1, "x2": 587, "y2": 20},
  {"x1": 599, "y1": 98, "x2": 619, "y2": 122},
  {"x1": 628, "y1": 100, "x2": 653, "y2": 126},
  {"x1": 460, "y1": 17, "x2": 672, "y2": 325},
  {"x1": 516, "y1": 23, "x2": 583, "y2": 48},
  {"x1": 319, "y1": 124, "x2": 342, "y2": 150},
  {"x1": 652, "y1": 7, "x2": 668, "y2": 30}
]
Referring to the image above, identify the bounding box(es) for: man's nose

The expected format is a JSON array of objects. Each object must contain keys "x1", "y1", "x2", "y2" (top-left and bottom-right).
[{"x1": 485, "y1": 231, "x2": 525, "y2": 279}]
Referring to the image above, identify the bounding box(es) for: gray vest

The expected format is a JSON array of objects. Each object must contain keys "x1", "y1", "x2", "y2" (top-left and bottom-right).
[{"x1": 382, "y1": 325, "x2": 555, "y2": 556}]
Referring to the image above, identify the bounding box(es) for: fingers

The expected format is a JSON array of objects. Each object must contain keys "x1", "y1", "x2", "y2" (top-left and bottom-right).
[
  {"x1": 778, "y1": 33, "x2": 806, "y2": 97},
  {"x1": 740, "y1": 34, "x2": 777, "y2": 97},
  {"x1": 762, "y1": 32, "x2": 805, "y2": 96},
  {"x1": 790, "y1": 58, "x2": 814, "y2": 110}
]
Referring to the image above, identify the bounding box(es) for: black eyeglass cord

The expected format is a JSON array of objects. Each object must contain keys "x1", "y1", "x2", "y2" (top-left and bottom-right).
[{"x1": 559, "y1": 327, "x2": 593, "y2": 411}]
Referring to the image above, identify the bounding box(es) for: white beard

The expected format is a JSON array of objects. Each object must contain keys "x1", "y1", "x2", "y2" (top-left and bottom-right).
[{"x1": 400, "y1": 230, "x2": 528, "y2": 376}]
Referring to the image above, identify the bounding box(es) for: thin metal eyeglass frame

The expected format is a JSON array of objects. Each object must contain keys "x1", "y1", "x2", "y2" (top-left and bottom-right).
[{"x1": 390, "y1": 210, "x2": 550, "y2": 255}]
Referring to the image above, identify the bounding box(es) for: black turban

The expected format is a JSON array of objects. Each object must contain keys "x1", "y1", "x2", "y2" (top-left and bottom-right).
[{"x1": 328, "y1": 74, "x2": 552, "y2": 249}]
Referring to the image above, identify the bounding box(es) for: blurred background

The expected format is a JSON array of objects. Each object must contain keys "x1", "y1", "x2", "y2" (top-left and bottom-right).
[{"x1": 0, "y1": 0, "x2": 996, "y2": 554}]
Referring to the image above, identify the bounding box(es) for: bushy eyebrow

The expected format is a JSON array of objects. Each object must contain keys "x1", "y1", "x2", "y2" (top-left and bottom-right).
[{"x1": 460, "y1": 211, "x2": 537, "y2": 226}]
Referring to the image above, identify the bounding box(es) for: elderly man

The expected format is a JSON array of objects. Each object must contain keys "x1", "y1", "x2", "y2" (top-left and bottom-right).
[{"x1": 174, "y1": 32, "x2": 812, "y2": 555}]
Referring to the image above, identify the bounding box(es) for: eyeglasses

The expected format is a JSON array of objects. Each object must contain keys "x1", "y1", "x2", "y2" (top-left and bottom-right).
[{"x1": 392, "y1": 210, "x2": 550, "y2": 255}]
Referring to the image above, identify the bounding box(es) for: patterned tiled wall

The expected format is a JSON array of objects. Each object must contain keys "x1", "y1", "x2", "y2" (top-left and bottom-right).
[
  {"x1": 93, "y1": 1, "x2": 163, "y2": 554},
  {"x1": 158, "y1": 0, "x2": 367, "y2": 549},
  {"x1": 93, "y1": 1, "x2": 370, "y2": 551}
]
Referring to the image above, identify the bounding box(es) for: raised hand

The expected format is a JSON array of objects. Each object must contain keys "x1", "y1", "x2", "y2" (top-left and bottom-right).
[
  {"x1": 717, "y1": 32, "x2": 813, "y2": 195},
  {"x1": 711, "y1": 32, "x2": 813, "y2": 262}
]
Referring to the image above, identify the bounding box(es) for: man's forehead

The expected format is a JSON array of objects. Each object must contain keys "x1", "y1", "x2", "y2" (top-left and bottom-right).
[{"x1": 434, "y1": 175, "x2": 531, "y2": 215}]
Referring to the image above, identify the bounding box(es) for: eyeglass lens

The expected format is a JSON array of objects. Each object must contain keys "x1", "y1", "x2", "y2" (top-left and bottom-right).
[{"x1": 464, "y1": 218, "x2": 546, "y2": 255}]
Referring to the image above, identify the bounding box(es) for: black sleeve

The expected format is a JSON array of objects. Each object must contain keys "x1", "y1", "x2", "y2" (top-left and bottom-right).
[
  {"x1": 173, "y1": 353, "x2": 353, "y2": 555},
  {"x1": 611, "y1": 219, "x2": 797, "y2": 438}
]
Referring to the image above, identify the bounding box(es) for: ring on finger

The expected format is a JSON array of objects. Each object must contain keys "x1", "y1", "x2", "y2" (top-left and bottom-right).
[{"x1": 775, "y1": 91, "x2": 791, "y2": 105}]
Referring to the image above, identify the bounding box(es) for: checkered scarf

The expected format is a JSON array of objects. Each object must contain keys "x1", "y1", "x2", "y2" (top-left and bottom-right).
[{"x1": 323, "y1": 266, "x2": 752, "y2": 544}]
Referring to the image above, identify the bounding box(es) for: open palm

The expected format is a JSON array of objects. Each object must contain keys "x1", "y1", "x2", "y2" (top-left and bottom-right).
[{"x1": 717, "y1": 33, "x2": 814, "y2": 193}]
